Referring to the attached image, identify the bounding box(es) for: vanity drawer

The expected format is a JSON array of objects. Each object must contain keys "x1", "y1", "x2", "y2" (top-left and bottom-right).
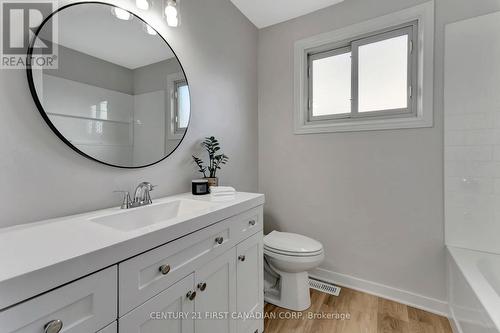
[
  {"x1": 119, "y1": 218, "x2": 234, "y2": 316},
  {"x1": 0, "y1": 266, "x2": 117, "y2": 333},
  {"x1": 233, "y1": 206, "x2": 263, "y2": 242}
]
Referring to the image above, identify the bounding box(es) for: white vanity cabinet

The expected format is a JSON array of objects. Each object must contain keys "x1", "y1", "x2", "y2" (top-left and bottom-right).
[
  {"x1": 236, "y1": 233, "x2": 264, "y2": 333},
  {"x1": 118, "y1": 206, "x2": 264, "y2": 333},
  {"x1": 118, "y1": 216, "x2": 234, "y2": 316},
  {"x1": 0, "y1": 194, "x2": 264, "y2": 333},
  {"x1": 0, "y1": 266, "x2": 117, "y2": 333},
  {"x1": 119, "y1": 239, "x2": 262, "y2": 333},
  {"x1": 194, "y1": 248, "x2": 237, "y2": 333},
  {"x1": 119, "y1": 274, "x2": 196, "y2": 333}
]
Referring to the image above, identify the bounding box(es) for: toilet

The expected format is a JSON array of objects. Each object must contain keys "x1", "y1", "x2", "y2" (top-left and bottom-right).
[{"x1": 263, "y1": 231, "x2": 324, "y2": 311}]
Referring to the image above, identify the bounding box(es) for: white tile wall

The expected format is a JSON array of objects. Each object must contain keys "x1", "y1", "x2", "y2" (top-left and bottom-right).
[
  {"x1": 445, "y1": 146, "x2": 493, "y2": 162},
  {"x1": 41, "y1": 74, "x2": 134, "y2": 166},
  {"x1": 444, "y1": 11, "x2": 500, "y2": 254}
]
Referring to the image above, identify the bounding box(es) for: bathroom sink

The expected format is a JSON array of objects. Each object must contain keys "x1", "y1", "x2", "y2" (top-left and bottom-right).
[{"x1": 90, "y1": 199, "x2": 214, "y2": 231}]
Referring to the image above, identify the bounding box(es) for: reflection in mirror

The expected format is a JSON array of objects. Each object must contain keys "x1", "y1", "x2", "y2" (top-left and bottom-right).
[{"x1": 28, "y1": 2, "x2": 190, "y2": 168}]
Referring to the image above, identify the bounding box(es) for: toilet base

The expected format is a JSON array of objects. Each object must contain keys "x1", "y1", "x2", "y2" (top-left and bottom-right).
[{"x1": 264, "y1": 271, "x2": 311, "y2": 311}]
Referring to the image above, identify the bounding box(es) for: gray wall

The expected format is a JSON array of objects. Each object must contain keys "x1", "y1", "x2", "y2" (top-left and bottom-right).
[
  {"x1": 258, "y1": 0, "x2": 500, "y2": 302},
  {"x1": 133, "y1": 57, "x2": 183, "y2": 94},
  {"x1": 44, "y1": 45, "x2": 183, "y2": 95},
  {"x1": 0, "y1": 0, "x2": 258, "y2": 228},
  {"x1": 45, "y1": 44, "x2": 134, "y2": 94},
  {"x1": 132, "y1": 58, "x2": 185, "y2": 160}
]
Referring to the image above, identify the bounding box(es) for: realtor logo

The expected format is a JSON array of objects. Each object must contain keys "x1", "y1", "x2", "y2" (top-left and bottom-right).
[{"x1": 1, "y1": 0, "x2": 57, "y2": 69}]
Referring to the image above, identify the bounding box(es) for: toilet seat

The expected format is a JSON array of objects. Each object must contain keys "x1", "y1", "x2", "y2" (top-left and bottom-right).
[
  {"x1": 264, "y1": 246, "x2": 323, "y2": 257},
  {"x1": 264, "y1": 231, "x2": 323, "y2": 257}
]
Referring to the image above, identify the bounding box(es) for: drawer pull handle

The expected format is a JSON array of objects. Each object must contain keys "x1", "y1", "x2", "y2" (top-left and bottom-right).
[
  {"x1": 254, "y1": 330, "x2": 259, "y2": 333},
  {"x1": 159, "y1": 264, "x2": 171, "y2": 275},
  {"x1": 249, "y1": 220, "x2": 256, "y2": 226},
  {"x1": 215, "y1": 236, "x2": 224, "y2": 245},
  {"x1": 186, "y1": 290, "x2": 197, "y2": 300},
  {"x1": 44, "y1": 319, "x2": 63, "y2": 333},
  {"x1": 197, "y1": 282, "x2": 207, "y2": 291},
  {"x1": 238, "y1": 255, "x2": 246, "y2": 262}
]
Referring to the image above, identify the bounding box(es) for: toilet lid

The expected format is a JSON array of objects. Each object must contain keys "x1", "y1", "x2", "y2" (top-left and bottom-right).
[{"x1": 264, "y1": 231, "x2": 323, "y2": 254}]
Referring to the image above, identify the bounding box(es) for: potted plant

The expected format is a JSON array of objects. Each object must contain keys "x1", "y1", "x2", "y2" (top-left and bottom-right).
[{"x1": 192, "y1": 136, "x2": 229, "y2": 187}]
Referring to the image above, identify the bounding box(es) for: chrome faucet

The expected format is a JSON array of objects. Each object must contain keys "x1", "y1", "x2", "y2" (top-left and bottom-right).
[
  {"x1": 115, "y1": 182, "x2": 156, "y2": 209},
  {"x1": 132, "y1": 182, "x2": 155, "y2": 207}
]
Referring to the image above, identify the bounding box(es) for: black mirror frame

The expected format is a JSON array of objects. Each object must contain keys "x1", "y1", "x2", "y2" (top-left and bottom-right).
[{"x1": 26, "y1": 1, "x2": 191, "y2": 169}]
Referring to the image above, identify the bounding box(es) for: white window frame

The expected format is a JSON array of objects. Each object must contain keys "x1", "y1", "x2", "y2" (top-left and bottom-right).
[
  {"x1": 308, "y1": 23, "x2": 417, "y2": 122},
  {"x1": 173, "y1": 79, "x2": 188, "y2": 134},
  {"x1": 294, "y1": 1, "x2": 434, "y2": 134},
  {"x1": 167, "y1": 72, "x2": 187, "y2": 140}
]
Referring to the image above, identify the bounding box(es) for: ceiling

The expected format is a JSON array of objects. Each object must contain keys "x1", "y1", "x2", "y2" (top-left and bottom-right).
[
  {"x1": 230, "y1": 0, "x2": 345, "y2": 28},
  {"x1": 47, "y1": 3, "x2": 174, "y2": 69}
]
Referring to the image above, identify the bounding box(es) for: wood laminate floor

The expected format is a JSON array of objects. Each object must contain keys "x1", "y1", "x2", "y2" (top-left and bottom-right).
[{"x1": 264, "y1": 288, "x2": 453, "y2": 333}]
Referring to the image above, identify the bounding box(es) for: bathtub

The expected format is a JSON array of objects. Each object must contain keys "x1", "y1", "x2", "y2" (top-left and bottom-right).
[{"x1": 447, "y1": 246, "x2": 500, "y2": 333}]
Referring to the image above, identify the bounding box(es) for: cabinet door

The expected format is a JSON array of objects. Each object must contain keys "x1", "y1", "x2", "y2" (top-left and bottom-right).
[
  {"x1": 194, "y1": 248, "x2": 237, "y2": 333},
  {"x1": 236, "y1": 232, "x2": 264, "y2": 333},
  {"x1": 119, "y1": 274, "x2": 195, "y2": 333}
]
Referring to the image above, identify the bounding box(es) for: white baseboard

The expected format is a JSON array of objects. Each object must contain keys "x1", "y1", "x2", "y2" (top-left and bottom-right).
[{"x1": 309, "y1": 267, "x2": 449, "y2": 317}]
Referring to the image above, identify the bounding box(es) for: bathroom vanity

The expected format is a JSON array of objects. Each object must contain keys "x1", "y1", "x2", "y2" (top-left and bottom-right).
[
  {"x1": 3, "y1": 2, "x2": 266, "y2": 332},
  {"x1": 0, "y1": 192, "x2": 264, "y2": 333}
]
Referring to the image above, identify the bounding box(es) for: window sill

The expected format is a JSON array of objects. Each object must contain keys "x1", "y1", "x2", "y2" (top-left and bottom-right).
[{"x1": 294, "y1": 114, "x2": 433, "y2": 134}]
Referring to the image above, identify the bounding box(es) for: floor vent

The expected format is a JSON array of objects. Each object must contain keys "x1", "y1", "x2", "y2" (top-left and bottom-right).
[{"x1": 309, "y1": 277, "x2": 341, "y2": 296}]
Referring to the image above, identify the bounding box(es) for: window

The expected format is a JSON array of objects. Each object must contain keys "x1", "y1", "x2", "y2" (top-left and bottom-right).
[
  {"x1": 294, "y1": 2, "x2": 434, "y2": 133},
  {"x1": 174, "y1": 79, "x2": 190, "y2": 134},
  {"x1": 310, "y1": 47, "x2": 352, "y2": 117},
  {"x1": 167, "y1": 73, "x2": 190, "y2": 140},
  {"x1": 308, "y1": 23, "x2": 416, "y2": 122}
]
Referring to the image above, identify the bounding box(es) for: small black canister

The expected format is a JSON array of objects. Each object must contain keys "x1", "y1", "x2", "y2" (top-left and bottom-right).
[{"x1": 192, "y1": 179, "x2": 209, "y2": 195}]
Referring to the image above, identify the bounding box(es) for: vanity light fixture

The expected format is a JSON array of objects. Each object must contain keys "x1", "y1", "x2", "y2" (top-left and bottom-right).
[
  {"x1": 164, "y1": 0, "x2": 179, "y2": 27},
  {"x1": 143, "y1": 22, "x2": 157, "y2": 35},
  {"x1": 136, "y1": 0, "x2": 151, "y2": 10},
  {"x1": 111, "y1": 7, "x2": 132, "y2": 20}
]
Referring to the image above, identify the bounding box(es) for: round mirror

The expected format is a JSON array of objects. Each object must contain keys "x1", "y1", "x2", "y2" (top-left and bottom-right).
[{"x1": 27, "y1": 2, "x2": 190, "y2": 168}]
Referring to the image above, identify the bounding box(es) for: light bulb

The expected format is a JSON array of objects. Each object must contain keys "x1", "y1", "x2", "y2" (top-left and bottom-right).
[
  {"x1": 111, "y1": 7, "x2": 132, "y2": 20},
  {"x1": 144, "y1": 23, "x2": 157, "y2": 35},
  {"x1": 166, "y1": 15, "x2": 178, "y2": 27},
  {"x1": 164, "y1": 0, "x2": 178, "y2": 27},
  {"x1": 164, "y1": 5, "x2": 176, "y2": 17},
  {"x1": 136, "y1": 0, "x2": 150, "y2": 10}
]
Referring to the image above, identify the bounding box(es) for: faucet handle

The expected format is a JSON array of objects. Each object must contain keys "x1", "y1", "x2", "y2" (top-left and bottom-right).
[
  {"x1": 145, "y1": 185, "x2": 157, "y2": 204},
  {"x1": 114, "y1": 191, "x2": 131, "y2": 209}
]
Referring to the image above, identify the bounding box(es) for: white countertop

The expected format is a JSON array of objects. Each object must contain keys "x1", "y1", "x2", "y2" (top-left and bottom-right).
[{"x1": 0, "y1": 192, "x2": 264, "y2": 310}]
